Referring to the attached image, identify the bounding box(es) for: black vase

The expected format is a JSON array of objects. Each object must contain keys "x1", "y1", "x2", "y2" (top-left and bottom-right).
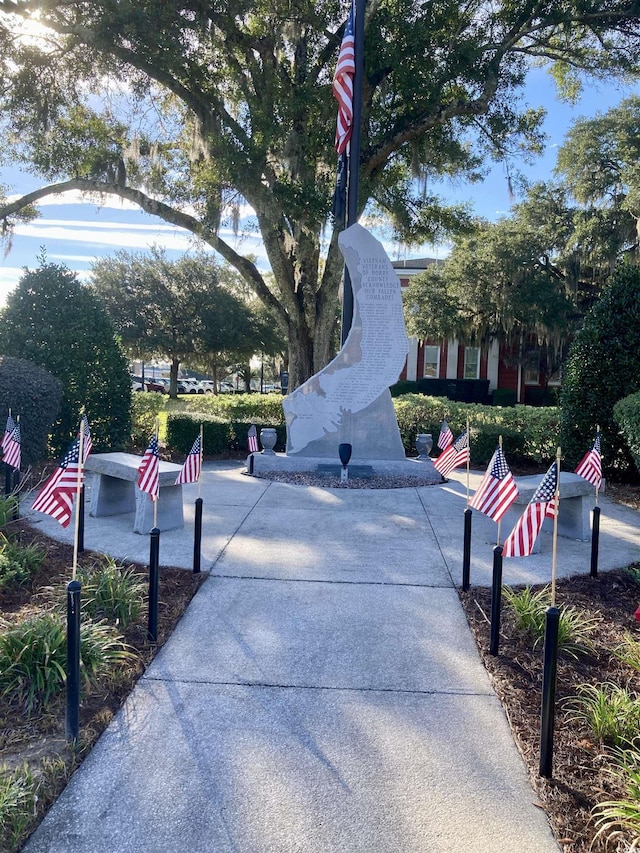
[{"x1": 338, "y1": 443, "x2": 352, "y2": 468}]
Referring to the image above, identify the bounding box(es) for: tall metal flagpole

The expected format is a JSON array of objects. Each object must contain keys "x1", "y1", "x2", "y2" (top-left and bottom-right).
[{"x1": 340, "y1": 0, "x2": 366, "y2": 345}]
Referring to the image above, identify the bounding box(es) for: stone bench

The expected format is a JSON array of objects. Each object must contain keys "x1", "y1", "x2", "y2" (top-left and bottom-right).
[
  {"x1": 84, "y1": 452, "x2": 184, "y2": 535},
  {"x1": 510, "y1": 471, "x2": 596, "y2": 551}
]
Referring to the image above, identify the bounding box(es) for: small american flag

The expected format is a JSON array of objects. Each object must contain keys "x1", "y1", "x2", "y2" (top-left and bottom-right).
[
  {"x1": 575, "y1": 433, "x2": 602, "y2": 491},
  {"x1": 469, "y1": 445, "x2": 518, "y2": 522},
  {"x1": 502, "y1": 461, "x2": 558, "y2": 558},
  {"x1": 332, "y1": 1, "x2": 355, "y2": 154},
  {"x1": 78, "y1": 413, "x2": 93, "y2": 462},
  {"x1": 32, "y1": 439, "x2": 82, "y2": 528},
  {"x1": 3, "y1": 423, "x2": 20, "y2": 471},
  {"x1": 176, "y1": 435, "x2": 202, "y2": 485},
  {"x1": 2, "y1": 413, "x2": 16, "y2": 455},
  {"x1": 138, "y1": 435, "x2": 160, "y2": 501},
  {"x1": 433, "y1": 431, "x2": 470, "y2": 478},
  {"x1": 437, "y1": 419, "x2": 453, "y2": 451},
  {"x1": 247, "y1": 424, "x2": 259, "y2": 453}
]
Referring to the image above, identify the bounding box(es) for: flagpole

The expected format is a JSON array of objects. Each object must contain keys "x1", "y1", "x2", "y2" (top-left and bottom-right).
[
  {"x1": 497, "y1": 435, "x2": 503, "y2": 546},
  {"x1": 153, "y1": 418, "x2": 159, "y2": 529},
  {"x1": 340, "y1": 0, "x2": 366, "y2": 344},
  {"x1": 198, "y1": 423, "x2": 203, "y2": 500},
  {"x1": 595, "y1": 423, "x2": 600, "y2": 507},
  {"x1": 72, "y1": 414, "x2": 85, "y2": 582},
  {"x1": 551, "y1": 447, "x2": 561, "y2": 605},
  {"x1": 465, "y1": 416, "x2": 470, "y2": 505}
]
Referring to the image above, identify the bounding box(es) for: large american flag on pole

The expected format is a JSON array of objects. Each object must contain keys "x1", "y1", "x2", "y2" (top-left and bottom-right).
[
  {"x1": 176, "y1": 435, "x2": 202, "y2": 485},
  {"x1": 3, "y1": 423, "x2": 20, "y2": 471},
  {"x1": 332, "y1": 1, "x2": 355, "y2": 154},
  {"x1": 433, "y1": 431, "x2": 470, "y2": 478},
  {"x1": 437, "y1": 419, "x2": 453, "y2": 451},
  {"x1": 469, "y1": 445, "x2": 518, "y2": 522},
  {"x1": 32, "y1": 439, "x2": 82, "y2": 528},
  {"x1": 575, "y1": 433, "x2": 602, "y2": 490},
  {"x1": 138, "y1": 435, "x2": 160, "y2": 500},
  {"x1": 502, "y1": 461, "x2": 558, "y2": 558}
]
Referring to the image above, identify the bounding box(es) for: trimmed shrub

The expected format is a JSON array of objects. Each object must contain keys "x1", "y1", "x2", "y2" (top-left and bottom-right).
[
  {"x1": 492, "y1": 388, "x2": 516, "y2": 407},
  {"x1": 470, "y1": 425, "x2": 526, "y2": 466},
  {"x1": 560, "y1": 263, "x2": 640, "y2": 479},
  {"x1": 0, "y1": 261, "x2": 131, "y2": 453},
  {"x1": 613, "y1": 392, "x2": 640, "y2": 476},
  {"x1": 166, "y1": 413, "x2": 231, "y2": 454},
  {"x1": 390, "y1": 380, "x2": 420, "y2": 397},
  {"x1": 0, "y1": 356, "x2": 62, "y2": 465},
  {"x1": 131, "y1": 393, "x2": 166, "y2": 446}
]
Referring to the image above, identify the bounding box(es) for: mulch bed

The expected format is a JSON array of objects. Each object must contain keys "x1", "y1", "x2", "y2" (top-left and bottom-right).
[{"x1": 460, "y1": 568, "x2": 640, "y2": 852}]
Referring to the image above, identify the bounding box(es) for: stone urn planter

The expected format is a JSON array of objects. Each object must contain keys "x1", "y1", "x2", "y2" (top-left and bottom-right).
[
  {"x1": 416, "y1": 433, "x2": 433, "y2": 460},
  {"x1": 259, "y1": 428, "x2": 277, "y2": 455}
]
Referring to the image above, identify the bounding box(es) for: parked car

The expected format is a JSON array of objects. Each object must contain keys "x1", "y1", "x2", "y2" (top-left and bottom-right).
[
  {"x1": 199, "y1": 380, "x2": 215, "y2": 394},
  {"x1": 145, "y1": 379, "x2": 166, "y2": 393},
  {"x1": 131, "y1": 375, "x2": 144, "y2": 391},
  {"x1": 178, "y1": 378, "x2": 205, "y2": 394}
]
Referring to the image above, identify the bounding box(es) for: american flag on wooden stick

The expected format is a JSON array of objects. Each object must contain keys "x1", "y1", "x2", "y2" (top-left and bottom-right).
[
  {"x1": 469, "y1": 445, "x2": 518, "y2": 522},
  {"x1": 247, "y1": 424, "x2": 259, "y2": 453},
  {"x1": 32, "y1": 438, "x2": 82, "y2": 528},
  {"x1": 433, "y1": 431, "x2": 470, "y2": 478},
  {"x1": 2, "y1": 413, "x2": 16, "y2": 455},
  {"x1": 78, "y1": 413, "x2": 93, "y2": 463},
  {"x1": 437, "y1": 419, "x2": 453, "y2": 451},
  {"x1": 176, "y1": 435, "x2": 202, "y2": 485},
  {"x1": 502, "y1": 461, "x2": 558, "y2": 558},
  {"x1": 3, "y1": 423, "x2": 20, "y2": 471},
  {"x1": 575, "y1": 433, "x2": 601, "y2": 491},
  {"x1": 332, "y1": 1, "x2": 355, "y2": 154},
  {"x1": 137, "y1": 435, "x2": 160, "y2": 501}
]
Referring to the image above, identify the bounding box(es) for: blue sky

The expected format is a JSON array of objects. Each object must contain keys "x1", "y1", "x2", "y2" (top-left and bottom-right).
[{"x1": 1, "y1": 66, "x2": 638, "y2": 302}]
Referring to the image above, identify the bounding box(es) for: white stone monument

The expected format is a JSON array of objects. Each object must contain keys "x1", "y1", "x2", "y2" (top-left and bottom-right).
[{"x1": 283, "y1": 223, "x2": 409, "y2": 459}]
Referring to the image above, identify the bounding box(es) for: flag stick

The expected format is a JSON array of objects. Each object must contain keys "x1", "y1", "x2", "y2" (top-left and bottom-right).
[
  {"x1": 595, "y1": 423, "x2": 600, "y2": 507},
  {"x1": 496, "y1": 435, "x2": 503, "y2": 546},
  {"x1": 551, "y1": 447, "x2": 561, "y2": 605},
  {"x1": 198, "y1": 423, "x2": 203, "y2": 500},
  {"x1": 153, "y1": 417, "x2": 159, "y2": 529},
  {"x1": 465, "y1": 416, "x2": 470, "y2": 505},
  {"x1": 72, "y1": 415, "x2": 85, "y2": 582}
]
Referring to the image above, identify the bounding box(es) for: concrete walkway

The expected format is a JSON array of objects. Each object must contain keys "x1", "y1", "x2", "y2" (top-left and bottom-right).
[{"x1": 20, "y1": 461, "x2": 640, "y2": 852}]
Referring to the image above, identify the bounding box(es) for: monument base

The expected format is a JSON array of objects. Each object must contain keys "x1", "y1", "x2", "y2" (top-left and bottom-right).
[{"x1": 247, "y1": 453, "x2": 442, "y2": 485}]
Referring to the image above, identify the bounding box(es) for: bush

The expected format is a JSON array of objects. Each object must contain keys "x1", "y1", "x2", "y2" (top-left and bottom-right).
[
  {"x1": 0, "y1": 356, "x2": 62, "y2": 465},
  {"x1": 0, "y1": 261, "x2": 131, "y2": 453},
  {"x1": 470, "y1": 425, "x2": 526, "y2": 466},
  {"x1": 491, "y1": 388, "x2": 516, "y2": 407},
  {"x1": 560, "y1": 263, "x2": 640, "y2": 479},
  {"x1": 390, "y1": 380, "x2": 420, "y2": 397},
  {"x1": 77, "y1": 557, "x2": 146, "y2": 628},
  {"x1": 131, "y1": 393, "x2": 166, "y2": 446},
  {"x1": 0, "y1": 534, "x2": 45, "y2": 592},
  {"x1": 613, "y1": 392, "x2": 640, "y2": 476},
  {"x1": 166, "y1": 413, "x2": 231, "y2": 454}
]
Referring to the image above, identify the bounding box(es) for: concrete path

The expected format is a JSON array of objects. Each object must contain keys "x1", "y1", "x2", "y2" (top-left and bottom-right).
[{"x1": 21, "y1": 461, "x2": 640, "y2": 852}]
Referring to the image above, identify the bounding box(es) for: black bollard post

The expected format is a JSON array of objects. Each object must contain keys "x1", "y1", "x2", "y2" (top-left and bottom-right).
[
  {"x1": 590, "y1": 506, "x2": 601, "y2": 578},
  {"x1": 78, "y1": 484, "x2": 85, "y2": 553},
  {"x1": 11, "y1": 468, "x2": 19, "y2": 520},
  {"x1": 540, "y1": 606, "x2": 560, "y2": 778},
  {"x1": 148, "y1": 527, "x2": 160, "y2": 643},
  {"x1": 4, "y1": 462, "x2": 11, "y2": 498},
  {"x1": 66, "y1": 580, "x2": 82, "y2": 742},
  {"x1": 489, "y1": 545, "x2": 503, "y2": 656},
  {"x1": 193, "y1": 498, "x2": 203, "y2": 574},
  {"x1": 248, "y1": 454, "x2": 254, "y2": 475},
  {"x1": 462, "y1": 508, "x2": 472, "y2": 591}
]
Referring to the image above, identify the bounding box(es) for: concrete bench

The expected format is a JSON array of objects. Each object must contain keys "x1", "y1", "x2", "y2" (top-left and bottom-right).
[
  {"x1": 510, "y1": 471, "x2": 596, "y2": 552},
  {"x1": 84, "y1": 452, "x2": 184, "y2": 535}
]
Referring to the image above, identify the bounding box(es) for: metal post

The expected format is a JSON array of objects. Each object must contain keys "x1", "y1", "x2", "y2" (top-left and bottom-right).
[
  {"x1": 489, "y1": 545, "x2": 503, "y2": 656},
  {"x1": 66, "y1": 579, "x2": 82, "y2": 742},
  {"x1": 193, "y1": 498, "x2": 203, "y2": 574},
  {"x1": 248, "y1": 454, "x2": 254, "y2": 475},
  {"x1": 462, "y1": 508, "x2": 472, "y2": 590},
  {"x1": 590, "y1": 505, "x2": 601, "y2": 578},
  {"x1": 78, "y1": 484, "x2": 85, "y2": 553},
  {"x1": 539, "y1": 606, "x2": 560, "y2": 778},
  {"x1": 4, "y1": 462, "x2": 10, "y2": 498},
  {"x1": 148, "y1": 528, "x2": 160, "y2": 643},
  {"x1": 11, "y1": 468, "x2": 18, "y2": 520}
]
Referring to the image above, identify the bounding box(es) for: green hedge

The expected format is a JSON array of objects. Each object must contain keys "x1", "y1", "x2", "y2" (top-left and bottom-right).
[
  {"x1": 131, "y1": 393, "x2": 166, "y2": 446},
  {"x1": 166, "y1": 414, "x2": 231, "y2": 455},
  {"x1": 613, "y1": 392, "x2": 640, "y2": 476}
]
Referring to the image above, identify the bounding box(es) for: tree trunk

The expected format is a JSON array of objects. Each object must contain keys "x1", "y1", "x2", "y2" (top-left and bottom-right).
[{"x1": 169, "y1": 356, "x2": 180, "y2": 399}]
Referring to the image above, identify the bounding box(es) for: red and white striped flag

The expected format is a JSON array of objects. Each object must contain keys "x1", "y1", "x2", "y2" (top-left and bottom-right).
[
  {"x1": 469, "y1": 445, "x2": 518, "y2": 522},
  {"x1": 2, "y1": 413, "x2": 16, "y2": 455},
  {"x1": 176, "y1": 435, "x2": 202, "y2": 485},
  {"x1": 433, "y1": 431, "x2": 470, "y2": 478},
  {"x1": 247, "y1": 424, "x2": 259, "y2": 453},
  {"x1": 575, "y1": 433, "x2": 601, "y2": 491},
  {"x1": 437, "y1": 419, "x2": 453, "y2": 451},
  {"x1": 78, "y1": 413, "x2": 93, "y2": 463},
  {"x1": 32, "y1": 438, "x2": 82, "y2": 528},
  {"x1": 502, "y1": 461, "x2": 558, "y2": 558},
  {"x1": 138, "y1": 435, "x2": 160, "y2": 501},
  {"x1": 332, "y1": 2, "x2": 355, "y2": 154},
  {"x1": 3, "y1": 423, "x2": 20, "y2": 471}
]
